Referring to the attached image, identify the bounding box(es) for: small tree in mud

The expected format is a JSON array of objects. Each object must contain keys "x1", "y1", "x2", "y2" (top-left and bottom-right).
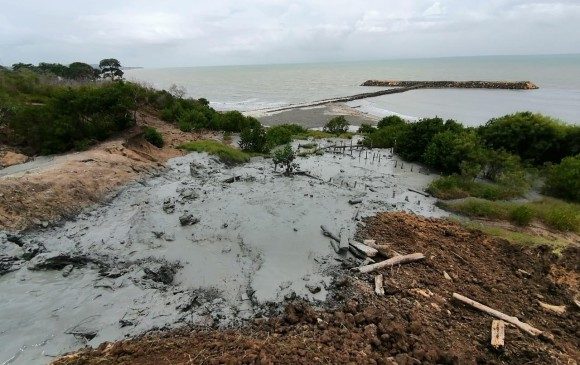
[
  {"x1": 273, "y1": 144, "x2": 298, "y2": 175},
  {"x1": 323, "y1": 116, "x2": 349, "y2": 135}
]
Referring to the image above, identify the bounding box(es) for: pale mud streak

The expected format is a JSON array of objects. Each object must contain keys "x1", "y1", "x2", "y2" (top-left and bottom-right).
[{"x1": 0, "y1": 138, "x2": 446, "y2": 365}]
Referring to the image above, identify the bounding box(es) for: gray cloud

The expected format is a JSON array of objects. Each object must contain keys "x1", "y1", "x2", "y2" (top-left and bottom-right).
[{"x1": 0, "y1": 0, "x2": 578, "y2": 67}]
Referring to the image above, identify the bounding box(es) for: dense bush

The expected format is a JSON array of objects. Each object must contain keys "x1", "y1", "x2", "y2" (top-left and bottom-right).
[
  {"x1": 396, "y1": 117, "x2": 464, "y2": 162},
  {"x1": 543, "y1": 154, "x2": 580, "y2": 202},
  {"x1": 265, "y1": 125, "x2": 295, "y2": 147},
  {"x1": 423, "y1": 130, "x2": 480, "y2": 174},
  {"x1": 323, "y1": 116, "x2": 349, "y2": 135},
  {"x1": 239, "y1": 124, "x2": 268, "y2": 153},
  {"x1": 377, "y1": 115, "x2": 405, "y2": 129},
  {"x1": 358, "y1": 123, "x2": 376, "y2": 134},
  {"x1": 362, "y1": 125, "x2": 407, "y2": 148},
  {"x1": 478, "y1": 112, "x2": 576, "y2": 165},
  {"x1": 272, "y1": 144, "x2": 298, "y2": 175},
  {"x1": 143, "y1": 126, "x2": 164, "y2": 148}
]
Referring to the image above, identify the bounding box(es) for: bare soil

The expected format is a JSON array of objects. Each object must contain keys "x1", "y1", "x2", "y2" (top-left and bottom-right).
[
  {"x1": 0, "y1": 112, "x2": 217, "y2": 231},
  {"x1": 52, "y1": 212, "x2": 579, "y2": 365}
]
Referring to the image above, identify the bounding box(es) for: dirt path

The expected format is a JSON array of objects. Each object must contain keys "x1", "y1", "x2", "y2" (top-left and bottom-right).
[
  {"x1": 0, "y1": 113, "x2": 216, "y2": 231},
  {"x1": 52, "y1": 212, "x2": 579, "y2": 365}
]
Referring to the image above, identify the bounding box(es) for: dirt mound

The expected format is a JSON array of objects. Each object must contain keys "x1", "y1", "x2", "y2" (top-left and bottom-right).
[{"x1": 52, "y1": 213, "x2": 579, "y2": 365}]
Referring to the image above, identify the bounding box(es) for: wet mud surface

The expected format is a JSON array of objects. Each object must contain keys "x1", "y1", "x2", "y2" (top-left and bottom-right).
[
  {"x1": 52, "y1": 213, "x2": 579, "y2": 365},
  {"x1": 1, "y1": 140, "x2": 444, "y2": 364}
]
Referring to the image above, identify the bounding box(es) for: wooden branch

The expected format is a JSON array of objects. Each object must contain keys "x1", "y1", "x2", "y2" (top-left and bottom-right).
[
  {"x1": 374, "y1": 274, "x2": 384, "y2": 296},
  {"x1": 491, "y1": 320, "x2": 505, "y2": 350},
  {"x1": 538, "y1": 301, "x2": 566, "y2": 315},
  {"x1": 407, "y1": 188, "x2": 430, "y2": 197},
  {"x1": 357, "y1": 253, "x2": 425, "y2": 274},
  {"x1": 338, "y1": 228, "x2": 350, "y2": 254},
  {"x1": 349, "y1": 241, "x2": 378, "y2": 257},
  {"x1": 363, "y1": 240, "x2": 401, "y2": 257},
  {"x1": 452, "y1": 293, "x2": 543, "y2": 337}
]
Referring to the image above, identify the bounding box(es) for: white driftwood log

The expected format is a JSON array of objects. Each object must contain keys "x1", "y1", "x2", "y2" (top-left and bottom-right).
[
  {"x1": 452, "y1": 293, "x2": 543, "y2": 337},
  {"x1": 350, "y1": 241, "x2": 378, "y2": 257},
  {"x1": 357, "y1": 253, "x2": 425, "y2": 274},
  {"x1": 374, "y1": 274, "x2": 384, "y2": 295},
  {"x1": 491, "y1": 320, "x2": 505, "y2": 349}
]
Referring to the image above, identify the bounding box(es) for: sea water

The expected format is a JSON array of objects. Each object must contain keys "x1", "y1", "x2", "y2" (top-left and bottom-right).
[{"x1": 126, "y1": 54, "x2": 580, "y2": 126}]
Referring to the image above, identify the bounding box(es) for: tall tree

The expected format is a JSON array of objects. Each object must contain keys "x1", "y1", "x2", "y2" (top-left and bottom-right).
[
  {"x1": 99, "y1": 58, "x2": 123, "y2": 80},
  {"x1": 68, "y1": 62, "x2": 98, "y2": 80}
]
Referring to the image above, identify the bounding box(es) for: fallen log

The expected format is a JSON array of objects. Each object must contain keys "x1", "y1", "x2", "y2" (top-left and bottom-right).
[
  {"x1": 452, "y1": 293, "x2": 544, "y2": 337},
  {"x1": 491, "y1": 320, "x2": 505, "y2": 350},
  {"x1": 348, "y1": 198, "x2": 363, "y2": 205},
  {"x1": 375, "y1": 274, "x2": 384, "y2": 295},
  {"x1": 349, "y1": 246, "x2": 367, "y2": 260},
  {"x1": 357, "y1": 253, "x2": 425, "y2": 274},
  {"x1": 363, "y1": 240, "x2": 401, "y2": 257},
  {"x1": 223, "y1": 176, "x2": 241, "y2": 183},
  {"x1": 349, "y1": 240, "x2": 378, "y2": 257},
  {"x1": 538, "y1": 301, "x2": 566, "y2": 315},
  {"x1": 338, "y1": 228, "x2": 350, "y2": 254},
  {"x1": 320, "y1": 225, "x2": 340, "y2": 242}
]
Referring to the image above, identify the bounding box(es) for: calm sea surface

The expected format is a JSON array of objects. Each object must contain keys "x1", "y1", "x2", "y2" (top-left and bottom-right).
[{"x1": 126, "y1": 55, "x2": 580, "y2": 126}]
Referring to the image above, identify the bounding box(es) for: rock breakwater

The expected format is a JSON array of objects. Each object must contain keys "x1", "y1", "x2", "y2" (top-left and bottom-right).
[{"x1": 361, "y1": 80, "x2": 539, "y2": 90}]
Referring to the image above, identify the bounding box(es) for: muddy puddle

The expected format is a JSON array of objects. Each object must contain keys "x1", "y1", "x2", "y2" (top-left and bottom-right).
[{"x1": 0, "y1": 138, "x2": 446, "y2": 364}]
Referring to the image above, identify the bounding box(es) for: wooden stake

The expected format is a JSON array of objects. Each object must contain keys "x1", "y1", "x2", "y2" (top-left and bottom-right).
[
  {"x1": 452, "y1": 293, "x2": 544, "y2": 337},
  {"x1": 358, "y1": 253, "x2": 425, "y2": 273},
  {"x1": 491, "y1": 320, "x2": 505, "y2": 350},
  {"x1": 374, "y1": 274, "x2": 384, "y2": 295}
]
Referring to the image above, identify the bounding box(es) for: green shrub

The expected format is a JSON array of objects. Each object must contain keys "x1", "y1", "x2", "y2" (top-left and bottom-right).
[
  {"x1": 358, "y1": 123, "x2": 376, "y2": 134},
  {"x1": 427, "y1": 175, "x2": 526, "y2": 200},
  {"x1": 377, "y1": 115, "x2": 405, "y2": 128},
  {"x1": 239, "y1": 124, "x2": 268, "y2": 153},
  {"x1": 265, "y1": 125, "x2": 294, "y2": 147},
  {"x1": 363, "y1": 125, "x2": 407, "y2": 148},
  {"x1": 478, "y1": 112, "x2": 574, "y2": 165},
  {"x1": 396, "y1": 117, "x2": 463, "y2": 162},
  {"x1": 143, "y1": 126, "x2": 164, "y2": 148},
  {"x1": 178, "y1": 109, "x2": 209, "y2": 131},
  {"x1": 179, "y1": 140, "x2": 250, "y2": 165},
  {"x1": 543, "y1": 154, "x2": 580, "y2": 202},
  {"x1": 510, "y1": 205, "x2": 534, "y2": 226},
  {"x1": 323, "y1": 116, "x2": 349, "y2": 135},
  {"x1": 272, "y1": 144, "x2": 297, "y2": 175},
  {"x1": 423, "y1": 130, "x2": 481, "y2": 174}
]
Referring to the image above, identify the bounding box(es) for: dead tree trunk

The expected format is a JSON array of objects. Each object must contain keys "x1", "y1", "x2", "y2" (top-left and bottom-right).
[{"x1": 357, "y1": 253, "x2": 425, "y2": 273}]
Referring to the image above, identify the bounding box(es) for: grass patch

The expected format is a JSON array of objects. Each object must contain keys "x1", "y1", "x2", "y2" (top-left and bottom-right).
[
  {"x1": 293, "y1": 130, "x2": 354, "y2": 140},
  {"x1": 462, "y1": 221, "x2": 570, "y2": 254},
  {"x1": 427, "y1": 175, "x2": 526, "y2": 200},
  {"x1": 179, "y1": 140, "x2": 251, "y2": 165},
  {"x1": 441, "y1": 197, "x2": 580, "y2": 232}
]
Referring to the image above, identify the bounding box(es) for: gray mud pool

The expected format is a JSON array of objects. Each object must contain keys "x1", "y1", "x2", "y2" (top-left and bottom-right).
[{"x1": 0, "y1": 139, "x2": 446, "y2": 364}]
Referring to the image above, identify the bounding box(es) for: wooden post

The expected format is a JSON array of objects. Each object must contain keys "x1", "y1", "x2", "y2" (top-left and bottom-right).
[
  {"x1": 374, "y1": 274, "x2": 384, "y2": 295},
  {"x1": 491, "y1": 320, "x2": 505, "y2": 350}
]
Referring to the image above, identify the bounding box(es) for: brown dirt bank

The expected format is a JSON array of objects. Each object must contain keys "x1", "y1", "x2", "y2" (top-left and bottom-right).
[
  {"x1": 52, "y1": 212, "x2": 579, "y2": 365},
  {"x1": 0, "y1": 112, "x2": 216, "y2": 231}
]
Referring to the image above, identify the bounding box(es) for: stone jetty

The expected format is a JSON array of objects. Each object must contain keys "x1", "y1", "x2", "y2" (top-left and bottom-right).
[{"x1": 361, "y1": 80, "x2": 539, "y2": 90}]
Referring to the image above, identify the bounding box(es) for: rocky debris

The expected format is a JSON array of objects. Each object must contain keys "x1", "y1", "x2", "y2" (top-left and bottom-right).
[
  {"x1": 143, "y1": 262, "x2": 177, "y2": 285},
  {"x1": 21, "y1": 240, "x2": 46, "y2": 260},
  {"x1": 0, "y1": 255, "x2": 21, "y2": 275},
  {"x1": 162, "y1": 198, "x2": 175, "y2": 214},
  {"x1": 305, "y1": 283, "x2": 322, "y2": 294},
  {"x1": 0, "y1": 151, "x2": 29, "y2": 168},
  {"x1": 27, "y1": 252, "x2": 102, "y2": 271},
  {"x1": 61, "y1": 264, "x2": 74, "y2": 277},
  {"x1": 6, "y1": 233, "x2": 24, "y2": 246},
  {"x1": 361, "y1": 79, "x2": 539, "y2": 90},
  {"x1": 179, "y1": 213, "x2": 199, "y2": 226},
  {"x1": 178, "y1": 188, "x2": 199, "y2": 201}
]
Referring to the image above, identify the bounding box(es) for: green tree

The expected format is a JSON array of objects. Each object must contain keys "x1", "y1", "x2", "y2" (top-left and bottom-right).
[
  {"x1": 377, "y1": 115, "x2": 405, "y2": 129},
  {"x1": 68, "y1": 62, "x2": 98, "y2": 80},
  {"x1": 423, "y1": 130, "x2": 481, "y2": 174},
  {"x1": 239, "y1": 124, "x2": 268, "y2": 153},
  {"x1": 323, "y1": 116, "x2": 349, "y2": 135},
  {"x1": 272, "y1": 144, "x2": 298, "y2": 175},
  {"x1": 99, "y1": 58, "x2": 124, "y2": 80}
]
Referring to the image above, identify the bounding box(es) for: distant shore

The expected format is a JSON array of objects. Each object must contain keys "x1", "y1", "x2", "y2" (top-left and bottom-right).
[{"x1": 253, "y1": 102, "x2": 377, "y2": 128}]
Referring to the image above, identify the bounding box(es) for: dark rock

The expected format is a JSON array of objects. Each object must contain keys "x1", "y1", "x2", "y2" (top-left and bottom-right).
[
  {"x1": 21, "y1": 240, "x2": 46, "y2": 260},
  {"x1": 179, "y1": 213, "x2": 200, "y2": 226},
  {"x1": 179, "y1": 188, "x2": 199, "y2": 201},
  {"x1": 6, "y1": 233, "x2": 24, "y2": 247},
  {"x1": 27, "y1": 252, "x2": 96, "y2": 271},
  {"x1": 0, "y1": 255, "x2": 20, "y2": 275},
  {"x1": 162, "y1": 198, "x2": 175, "y2": 214},
  {"x1": 61, "y1": 264, "x2": 73, "y2": 277},
  {"x1": 143, "y1": 263, "x2": 176, "y2": 285},
  {"x1": 305, "y1": 283, "x2": 321, "y2": 294}
]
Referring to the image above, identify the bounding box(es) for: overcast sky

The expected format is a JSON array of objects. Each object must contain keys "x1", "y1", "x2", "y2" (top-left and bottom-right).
[{"x1": 1, "y1": 0, "x2": 579, "y2": 67}]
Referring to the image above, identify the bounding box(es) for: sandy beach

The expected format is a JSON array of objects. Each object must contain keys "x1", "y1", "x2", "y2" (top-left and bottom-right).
[{"x1": 252, "y1": 102, "x2": 379, "y2": 128}]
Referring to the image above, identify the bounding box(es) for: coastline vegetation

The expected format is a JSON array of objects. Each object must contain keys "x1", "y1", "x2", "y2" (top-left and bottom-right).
[{"x1": 179, "y1": 140, "x2": 251, "y2": 165}]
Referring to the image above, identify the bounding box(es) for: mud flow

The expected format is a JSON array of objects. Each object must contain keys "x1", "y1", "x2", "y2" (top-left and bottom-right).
[{"x1": 0, "y1": 139, "x2": 445, "y2": 364}]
